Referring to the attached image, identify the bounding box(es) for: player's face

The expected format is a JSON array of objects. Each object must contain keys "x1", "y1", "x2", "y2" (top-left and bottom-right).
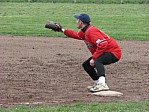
[{"x1": 76, "y1": 19, "x2": 82, "y2": 29}]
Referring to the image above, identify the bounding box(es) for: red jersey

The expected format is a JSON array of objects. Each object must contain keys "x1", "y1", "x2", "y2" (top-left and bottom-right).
[{"x1": 64, "y1": 25, "x2": 122, "y2": 60}]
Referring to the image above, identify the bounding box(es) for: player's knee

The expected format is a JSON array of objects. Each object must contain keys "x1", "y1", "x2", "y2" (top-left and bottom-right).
[
  {"x1": 82, "y1": 62, "x2": 86, "y2": 68},
  {"x1": 94, "y1": 59, "x2": 103, "y2": 66},
  {"x1": 82, "y1": 61, "x2": 89, "y2": 69}
]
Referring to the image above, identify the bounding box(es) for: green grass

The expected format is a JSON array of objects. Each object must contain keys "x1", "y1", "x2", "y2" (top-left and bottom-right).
[
  {"x1": 0, "y1": 0, "x2": 149, "y2": 4},
  {"x1": 0, "y1": 101, "x2": 149, "y2": 112},
  {"x1": 0, "y1": 3, "x2": 149, "y2": 40}
]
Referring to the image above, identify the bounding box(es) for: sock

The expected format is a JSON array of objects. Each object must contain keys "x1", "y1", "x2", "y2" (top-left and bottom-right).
[{"x1": 95, "y1": 76, "x2": 106, "y2": 84}]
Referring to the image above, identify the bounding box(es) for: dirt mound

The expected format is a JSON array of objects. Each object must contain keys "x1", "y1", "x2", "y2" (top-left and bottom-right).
[{"x1": 0, "y1": 36, "x2": 148, "y2": 106}]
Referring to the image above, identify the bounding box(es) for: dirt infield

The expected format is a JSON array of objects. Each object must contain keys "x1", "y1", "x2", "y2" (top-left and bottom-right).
[{"x1": 0, "y1": 35, "x2": 149, "y2": 106}]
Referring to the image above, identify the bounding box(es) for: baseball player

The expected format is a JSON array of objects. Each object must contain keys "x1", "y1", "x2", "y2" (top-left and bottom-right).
[{"x1": 45, "y1": 13, "x2": 122, "y2": 92}]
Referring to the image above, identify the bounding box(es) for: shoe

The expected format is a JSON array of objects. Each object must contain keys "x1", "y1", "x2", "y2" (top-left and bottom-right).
[
  {"x1": 89, "y1": 83, "x2": 109, "y2": 92},
  {"x1": 87, "y1": 83, "x2": 96, "y2": 90}
]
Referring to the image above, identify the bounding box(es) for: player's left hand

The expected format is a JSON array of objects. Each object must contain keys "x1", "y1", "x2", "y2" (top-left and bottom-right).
[
  {"x1": 90, "y1": 59, "x2": 94, "y2": 66},
  {"x1": 45, "y1": 20, "x2": 62, "y2": 32}
]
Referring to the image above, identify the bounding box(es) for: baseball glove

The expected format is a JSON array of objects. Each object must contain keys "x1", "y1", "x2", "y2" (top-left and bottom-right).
[{"x1": 45, "y1": 20, "x2": 62, "y2": 32}]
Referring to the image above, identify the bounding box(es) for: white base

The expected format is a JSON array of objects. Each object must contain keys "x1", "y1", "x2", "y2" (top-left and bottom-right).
[{"x1": 91, "y1": 90, "x2": 123, "y2": 97}]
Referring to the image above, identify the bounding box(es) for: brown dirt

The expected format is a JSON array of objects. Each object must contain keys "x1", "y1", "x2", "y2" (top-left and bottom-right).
[{"x1": 0, "y1": 35, "x2": 149, "y2": 107}]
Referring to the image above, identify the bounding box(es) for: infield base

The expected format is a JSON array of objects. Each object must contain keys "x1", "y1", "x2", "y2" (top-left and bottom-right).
[{"x1": 91, "y1": 90, "x2": 123, "y2": 97}]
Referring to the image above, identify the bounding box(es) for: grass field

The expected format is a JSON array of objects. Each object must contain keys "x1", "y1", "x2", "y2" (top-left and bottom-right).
[
  {"x1": 0, "y1": 0, "x2": 149, "y2": 4},
  {"x1": 0, "y1": 3, "x2": 149, "y2": 40},
  {"x1": 0, "y1": 101, "x2": 149, "y2": 112}
]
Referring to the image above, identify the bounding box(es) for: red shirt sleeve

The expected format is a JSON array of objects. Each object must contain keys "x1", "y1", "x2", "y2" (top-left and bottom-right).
[
  {"x1": 92, "y1": 40, "x2": 108, "y2": 59},
  {"x1": 87, "y1": 29, "x2": 108, "y2": 60},
  {"x1": 63, "y1": 29, "x2": 84, "y2": 40}
]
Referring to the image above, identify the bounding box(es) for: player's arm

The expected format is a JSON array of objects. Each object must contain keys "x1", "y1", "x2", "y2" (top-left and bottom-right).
[
  {"x1": 45, "y1": 21, "x2": 83, "y2": 40},
  {"x1": 62, "y1": 28, "x2": 83, "y2": 40},
  {"x1": 89, "y1": 32, "x2": 108, "y2": 60},
  {"x1": 92, "y1": 40, "x2": 108, "y2": 60}
]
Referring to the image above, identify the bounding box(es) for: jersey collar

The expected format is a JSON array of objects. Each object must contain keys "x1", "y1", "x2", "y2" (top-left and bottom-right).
[{"x1": 81, "y1": 24, "x2": 90, "y2": 32}]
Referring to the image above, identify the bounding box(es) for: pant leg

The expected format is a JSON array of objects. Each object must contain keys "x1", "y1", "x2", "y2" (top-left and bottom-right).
[
  {"x1": 82, "y1": 57, "x2": 99, "y2": 80},
  {"x1": 94, "y1": 52, "x2": 119, "y2": 77}
]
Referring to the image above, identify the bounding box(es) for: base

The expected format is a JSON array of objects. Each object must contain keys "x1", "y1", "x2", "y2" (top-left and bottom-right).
[{"x1": 91, "y1": 90, "x2": 123, "y2": 97}]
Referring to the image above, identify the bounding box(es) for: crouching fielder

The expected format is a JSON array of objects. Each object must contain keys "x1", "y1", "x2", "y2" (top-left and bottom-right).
[{"x1": 45, "y1": 13, "x2": 122, "y2": 92}]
